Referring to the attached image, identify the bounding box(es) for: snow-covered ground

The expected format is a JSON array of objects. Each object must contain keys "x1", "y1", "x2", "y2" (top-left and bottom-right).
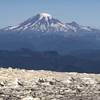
[{"x1": 0, "y1": 68, "x2": 100, "y2": 100}]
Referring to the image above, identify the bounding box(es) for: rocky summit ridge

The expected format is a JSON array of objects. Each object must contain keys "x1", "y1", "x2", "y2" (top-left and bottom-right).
[{"x1": 0, "y1": 68, "x2": 100, "y2": 100}]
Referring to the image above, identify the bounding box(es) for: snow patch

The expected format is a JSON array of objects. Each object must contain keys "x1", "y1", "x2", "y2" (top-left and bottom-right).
[
  {"x1": 40, "y1": 13, "x2": 52, "y2": 18},
  {"x1": 81, "y1": 26, "x2": 92, "y2": 31}
]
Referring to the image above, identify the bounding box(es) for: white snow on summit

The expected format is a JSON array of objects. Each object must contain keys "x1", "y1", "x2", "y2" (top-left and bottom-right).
[
  {"x1": 1, "y1": 13, "x2": 98, "y2": 33},
  {"x1": 40, "y1": 13, "x2": 52, "y2": 19},
  {"x1": 4, "y1": 13, "x2": 70, "y2": 32}
]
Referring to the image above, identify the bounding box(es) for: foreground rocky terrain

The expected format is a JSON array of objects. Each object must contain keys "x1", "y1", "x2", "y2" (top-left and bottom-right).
[{"x1": 0, "y1": 68, "x2": 100, "y2": 100}]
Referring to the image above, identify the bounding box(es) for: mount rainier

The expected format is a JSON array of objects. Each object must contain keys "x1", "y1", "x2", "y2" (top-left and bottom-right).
[
  {"x1": 1, "y1": 13, "x2": 99, "y2": 33},
  {"x1": 0, "y1": 13, "x2": 100, "y2": 72},
  {"x1": 0, "y1": 13, "x2": 100, "y2": 53}
]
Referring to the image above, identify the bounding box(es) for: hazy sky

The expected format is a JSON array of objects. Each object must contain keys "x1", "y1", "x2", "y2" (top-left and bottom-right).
[{"x1": 0, "y1": 0, "x2": 100, "y2": 28}]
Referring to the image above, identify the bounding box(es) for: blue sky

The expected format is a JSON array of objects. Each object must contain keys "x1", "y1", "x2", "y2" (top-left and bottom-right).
[{"x1": 0, "y1": 0, "x2": 100, "y2": 28}]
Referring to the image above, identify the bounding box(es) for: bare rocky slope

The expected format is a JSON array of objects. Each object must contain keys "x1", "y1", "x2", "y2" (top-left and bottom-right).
[{"x1": 0, "y1": 68, "x2": 100, "y2": 100}]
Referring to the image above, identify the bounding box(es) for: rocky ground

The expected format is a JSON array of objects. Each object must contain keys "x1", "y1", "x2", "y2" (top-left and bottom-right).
[{"x1": 0, "y1": 68, "x2": 100, "y2": 100}]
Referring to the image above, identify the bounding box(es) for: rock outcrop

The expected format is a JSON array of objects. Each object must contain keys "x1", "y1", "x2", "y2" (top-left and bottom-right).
[{"x1": 0, "y1": 68, "x2": 100, "y2": 100}]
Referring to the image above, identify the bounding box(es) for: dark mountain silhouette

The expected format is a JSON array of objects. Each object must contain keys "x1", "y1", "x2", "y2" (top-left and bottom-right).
[{"x1": 0, "y1": 48, "x2": 100, "y2": 73}]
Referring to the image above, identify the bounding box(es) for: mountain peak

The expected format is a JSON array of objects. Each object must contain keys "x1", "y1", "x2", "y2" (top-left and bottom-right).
[
  {"x1": 39, "y1": 13, "x2": 52, "y2": 18},
  {"x1": 37, "y1": 13, "x2": 52, "y2": 20},
  {"x1": 3, "y1": 13, "x2": 69, "y2": 32},
  {"x1": 71, "y1": 21, "x2": 79, "y2": 25},
  {"x1": 67, "y1": 21, "x2": 79, "y2": 27},
  {"x1": 1, "y1": 13, "x2": 98, "y2": 33}
]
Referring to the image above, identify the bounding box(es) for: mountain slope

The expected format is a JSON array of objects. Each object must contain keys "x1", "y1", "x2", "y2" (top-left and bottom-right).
[
  {"x1": 3, "y1": 13, "x2": 72, "y2": 33},
  {"x1": 0, "y1": 13, "x2": 100, "y2": 54},
  {"x1": 1, "y1": 13, "x2": 99, "y2": 33},
  {"x1": 66, "y1": 21, "x2": 100, "y2": 33},
  {"x1": 0, "y1": 68, "x2": 100, "y2": 100}
]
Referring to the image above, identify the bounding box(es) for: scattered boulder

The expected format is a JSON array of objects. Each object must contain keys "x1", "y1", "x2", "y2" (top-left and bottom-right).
[{"x1": 0, "y1": 68, "x2": 100, "y2": 100}]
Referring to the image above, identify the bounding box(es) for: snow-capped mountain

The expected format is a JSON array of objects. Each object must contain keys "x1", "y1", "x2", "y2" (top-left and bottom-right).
[
  {"x1": 3, "y1": 13, "x2": 72, "y2": 33},
  {"x1": 0, "y1": 13, "x2": 100, "y2": 54},
  {"x1": 66, "y1": 21, "x2": 94, "y2": 32},
  {"x1": 2, "y1": 13, "x2": 98, "y2": 33}
]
